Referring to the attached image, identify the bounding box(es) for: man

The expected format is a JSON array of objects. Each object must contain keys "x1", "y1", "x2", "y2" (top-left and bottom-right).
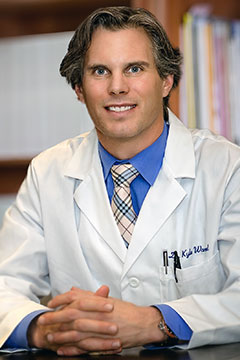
[{"x1": 0, "y1": 6, "x2": 240, "y2": 356}]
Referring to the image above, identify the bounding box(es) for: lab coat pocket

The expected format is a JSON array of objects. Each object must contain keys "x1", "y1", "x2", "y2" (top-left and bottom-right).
[
  {"x1": 159, "y1": 266, "x2": 181, "y2": 302},
  {"x1": 159, "y1": 251, "x2": 226, "y2": 302}
]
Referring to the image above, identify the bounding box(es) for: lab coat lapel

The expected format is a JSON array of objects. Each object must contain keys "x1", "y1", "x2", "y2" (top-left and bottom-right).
[
  {"x1": 65, "y1": 113, "x2": 196, "y2": 273},
  {"x1": 122, "y1": 165, "x2": 187, "y2": 277},
  {"x1": 122, "y1": 111, "x2": 196, "y2": 276},
  {"x1": 64, "y1": 129, "x2": 126, "y2": 263}
]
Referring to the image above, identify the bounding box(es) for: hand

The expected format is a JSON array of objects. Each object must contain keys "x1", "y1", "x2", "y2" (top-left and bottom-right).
[
  {"x1": 28, "y1": 286, "x2": 122, "y2": 356},
  {"x1": 40, "y1": 287, "x2": 167, "y2": 355}
]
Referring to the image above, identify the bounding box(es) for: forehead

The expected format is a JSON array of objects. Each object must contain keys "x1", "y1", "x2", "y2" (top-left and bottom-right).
[{"x1": 84, "y1": 27, "x2": 155, "y2": 65}]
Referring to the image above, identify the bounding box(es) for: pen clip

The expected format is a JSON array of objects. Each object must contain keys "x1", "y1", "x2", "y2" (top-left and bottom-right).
[{"x1": 173, "y1": 251, "x2": 181, "y2": 283}]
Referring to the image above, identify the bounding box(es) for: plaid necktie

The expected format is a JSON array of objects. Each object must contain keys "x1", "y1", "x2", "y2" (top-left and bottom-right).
[{"x1": 111, "y1": 164, "x2": 139, "y2": 246}]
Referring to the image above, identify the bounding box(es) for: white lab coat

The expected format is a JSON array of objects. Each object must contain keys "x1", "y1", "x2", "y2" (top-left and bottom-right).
[{"x1": 0, "y1": 111, "x2": 240, "y2": 349}]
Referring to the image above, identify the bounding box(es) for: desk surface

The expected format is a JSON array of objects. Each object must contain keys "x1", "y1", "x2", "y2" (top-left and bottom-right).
[{"x1": 1, "y1": 343, "x2": 240, "y2": 360}]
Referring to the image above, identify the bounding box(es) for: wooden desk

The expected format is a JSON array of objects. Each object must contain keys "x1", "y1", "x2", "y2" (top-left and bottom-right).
[{"x1": 1, "y1": 343, "x2": 240, "y2": 360}]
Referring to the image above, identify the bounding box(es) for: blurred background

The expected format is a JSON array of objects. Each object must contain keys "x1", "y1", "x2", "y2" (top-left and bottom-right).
[{"x1": 0, "y1": 0, "x2": 240, "y2": 224}]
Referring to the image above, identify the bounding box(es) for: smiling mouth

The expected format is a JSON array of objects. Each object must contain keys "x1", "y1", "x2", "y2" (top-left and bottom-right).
[{"x1": 106, "y1": 105, "x2": 136, "y2": 112}]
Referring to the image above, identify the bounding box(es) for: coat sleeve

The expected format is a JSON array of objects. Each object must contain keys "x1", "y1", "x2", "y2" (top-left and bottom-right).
[
  {"x1": 0, "y1": 160, "x2": 50, "y2": 347},
  {"x1": 165, "y1": 159, "x2": 240, "y2": 349}
]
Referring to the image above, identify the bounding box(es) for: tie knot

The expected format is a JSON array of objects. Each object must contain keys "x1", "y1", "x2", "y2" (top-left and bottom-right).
[{"x1": 111, "y1": 164, "x2": 139, "y2": 188}]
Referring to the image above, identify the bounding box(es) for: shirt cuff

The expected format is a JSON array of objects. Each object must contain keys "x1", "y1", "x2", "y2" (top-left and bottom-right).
[
  {"x1": 154, "y1": 304, "x2": 193, "y2": 341},
  {"x1": 144, "y1": 304, "x2": 192, "y2": 350},
  {"x1": 3, "y1": 310, "x2": 47, "y2": 349}
]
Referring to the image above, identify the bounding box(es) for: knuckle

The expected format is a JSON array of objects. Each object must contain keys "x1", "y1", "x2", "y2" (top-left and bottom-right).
[
  {"x1": 97, "y1": 321, "x2": 110, "y2": 333},
  {"x1": 67, "y1": 291, "x2": 76, "y2": 302},
  {"x1": 70, "y1": 331, "x2": 82, "y2": 342},
  {"x1": 57, "y1": 331, "x2": 79, "y2": 344},
  {"x1": 65, "y1": 307, "x2": 79, "y2": 319},
  {"x1": 75, "y1": 319, "x2": 86, "y2": 331},
  {"x1": 77, "y1": 339, "x2": 93, "y2": 351},
  {"x1": 75, "y1": 298, "x2": 85, "y2": 309}
]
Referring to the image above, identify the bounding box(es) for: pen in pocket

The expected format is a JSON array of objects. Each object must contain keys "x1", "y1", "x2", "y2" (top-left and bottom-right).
[
  {"x1": 173, "y1": 250, "x2": 181, "y2": 283},
  {"x1": 163, "y1": 250, "x2": 168, "y2": 274}
]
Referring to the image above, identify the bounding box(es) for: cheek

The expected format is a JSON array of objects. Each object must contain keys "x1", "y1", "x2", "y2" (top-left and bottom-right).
[
  {"x1": 83, "y1": 91, "x2": 105, "y2": 119},
  {"x1": 83, "y1": 88, "x2": 102, "y2": 109},
  {"x1": 87, "y1": 80, "x2": 106, "y2": 96},
  {"x1": 133, "y1": 77, "x2": 160, "y2": 98}
]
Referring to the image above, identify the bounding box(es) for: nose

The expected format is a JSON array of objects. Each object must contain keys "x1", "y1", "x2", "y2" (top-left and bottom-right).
[{"x1": 108, "y1": 72, "x2": 129, "y2": 95}]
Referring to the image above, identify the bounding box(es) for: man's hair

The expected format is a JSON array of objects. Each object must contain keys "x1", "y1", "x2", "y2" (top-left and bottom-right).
[{"x1": 60, "y1": 6, "x2": 182, "y2": 118}]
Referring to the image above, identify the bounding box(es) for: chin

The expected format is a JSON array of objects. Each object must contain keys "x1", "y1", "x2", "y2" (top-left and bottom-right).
[
  {"x1": 110, "y1": 130, "x2": 138, "y2": 140},
  {"x1": 111, "y1": 124, "x2": 139, "y2": 137}
]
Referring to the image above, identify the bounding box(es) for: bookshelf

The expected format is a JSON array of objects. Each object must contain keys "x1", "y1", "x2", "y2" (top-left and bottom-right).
[
  {"x1": 1, "y1": 0, "x2": 240, "y2": 194},
  {"x1": 132, "y1": 0, "x2": 240, "y2": 115},
  {"x1": 132, "y1": 0, "x2": 240, "y2": 44}
]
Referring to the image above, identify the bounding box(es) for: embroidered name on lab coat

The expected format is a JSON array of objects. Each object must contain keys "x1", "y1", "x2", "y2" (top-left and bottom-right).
[{"x1": 169, "y1": 244, "x2": 210, "y2": 260}]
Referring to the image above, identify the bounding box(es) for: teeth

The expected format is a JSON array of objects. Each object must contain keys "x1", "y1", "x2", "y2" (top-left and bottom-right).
[{"x1": 108, "y1": 105, "x2": 135, "y2": 112}]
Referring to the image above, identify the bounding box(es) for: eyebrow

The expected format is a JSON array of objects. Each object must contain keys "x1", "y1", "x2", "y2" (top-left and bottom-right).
[
  {"x1": 125, "y1": 61, "x2": 150, "y2": 68},
  {"x1": 86, "y1": 61, "x2": 150, "y2": 72},
  {"x1": 86, "y1": 64, "x2": 108, "y2": 72}
]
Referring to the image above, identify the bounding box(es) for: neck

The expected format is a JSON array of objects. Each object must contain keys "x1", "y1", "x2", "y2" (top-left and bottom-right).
[{"x1": 97, "y1": 125, "x2": 164, "y2": 160}]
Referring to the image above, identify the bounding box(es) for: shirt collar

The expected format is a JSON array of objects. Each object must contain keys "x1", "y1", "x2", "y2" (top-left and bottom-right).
[{"x1": 98, "y1": 121, "x2": 169, "y2": 186}]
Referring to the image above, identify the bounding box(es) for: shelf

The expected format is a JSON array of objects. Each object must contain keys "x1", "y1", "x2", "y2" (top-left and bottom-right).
[
  {"x1": 0, "y1": 159, "x2": 30, "y2": 194},
  {"x1": 0, "y1": 0, "x2": 131, "y2": 38}
]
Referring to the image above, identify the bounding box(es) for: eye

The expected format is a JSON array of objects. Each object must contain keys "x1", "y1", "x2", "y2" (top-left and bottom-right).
[
  {"x1": 127, "y1": 65, "x2": 142, "y2": 74},
  {"x1": 94, "y1": 67, "x2": 108, "y2": 76}
]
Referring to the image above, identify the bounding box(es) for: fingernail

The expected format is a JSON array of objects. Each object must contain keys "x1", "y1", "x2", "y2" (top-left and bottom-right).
[
  {"x1": 38, "y1": 317, "x2": 45, "y2": 325},
  {"x1": 112, "y1": 341, "x2": 121, "y2": 349},
  {"x1": 47, "y1": 334, "x2": 53, "y2": 342},
  {"x1": 57, "y1": 350, "x2": 64, "y2": 356},
  {"x1": 104, "y1": 303, "x2": 113, "y2": 311},
  {"x1": 109, "y1": 324, "x2": 117, "y2": 333}
]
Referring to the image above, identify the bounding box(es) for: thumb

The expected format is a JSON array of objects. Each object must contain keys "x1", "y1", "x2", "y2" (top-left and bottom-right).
[{"x1": 94, "y1": 285, "x2": 110, "y2": 298}]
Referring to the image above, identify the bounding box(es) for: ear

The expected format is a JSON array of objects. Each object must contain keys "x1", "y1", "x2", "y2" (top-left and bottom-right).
[
  {"x1": 75, "y1": 84, "x2": 85, "y2": 103},
  {"x1": 162, "y1": 75, "x2": 174, "y2": 98}
]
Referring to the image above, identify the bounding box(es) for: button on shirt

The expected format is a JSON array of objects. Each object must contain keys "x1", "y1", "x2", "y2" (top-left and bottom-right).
[{"x1": 3, "y1": 123, "x2": 191, "y2": 350}]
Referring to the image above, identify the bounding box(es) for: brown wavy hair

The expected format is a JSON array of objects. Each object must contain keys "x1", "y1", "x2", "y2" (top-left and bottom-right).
[{"x1": 60, "y1": 6, "x2": 182, "y2": 119}]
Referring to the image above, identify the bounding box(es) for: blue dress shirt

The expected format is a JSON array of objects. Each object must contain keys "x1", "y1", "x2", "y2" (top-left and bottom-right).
[
  {"x1": 3, "y1": 122, "x2": 192, "y2": 349},
  {"x1": 98, "y1": 121, "x2": 192, "y2": 342}
]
